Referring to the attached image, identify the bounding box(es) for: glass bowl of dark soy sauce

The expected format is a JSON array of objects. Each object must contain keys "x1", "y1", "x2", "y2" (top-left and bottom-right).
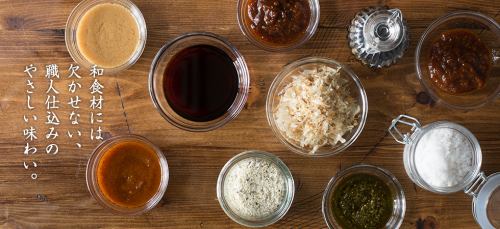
[{"x1": 149, "y1": 32, "x2": 250, "y2": 131}]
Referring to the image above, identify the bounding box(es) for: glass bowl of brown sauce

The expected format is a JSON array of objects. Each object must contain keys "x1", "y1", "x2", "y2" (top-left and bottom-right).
[
  {"x1": 86, "y1": 134, "x2": 169, "y2": 215},
  {"x1": 237, "y1": 0, "x2": 320, "y2": 52},
  {"x1": 149, "y1": 32, "x2": 250, "y2": 131},
  {"x1": 416, "y1": 11, "x2": 500, "y2": 109},
  {"x1": 322, "y1": 164, "x2": 406, "y2": 229}
]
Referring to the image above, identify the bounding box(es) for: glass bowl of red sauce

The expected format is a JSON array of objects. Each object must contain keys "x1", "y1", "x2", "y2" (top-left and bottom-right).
[
  {"x1": 149, "y1": 32, "x2": 250, "y2": 132},
  {"x1": 416, "y1": 11, "x2": 500, "y2": 109},
  {"x1": 86, "y1": 134, "x2": 169, "y2": 215},
  {"x1": 237, "y1": 0, "x2": 320, "y2": 52}
]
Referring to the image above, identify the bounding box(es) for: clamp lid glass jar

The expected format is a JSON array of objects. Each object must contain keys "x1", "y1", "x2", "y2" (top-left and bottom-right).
[
  {"x1": 471, "y1": 172, "x2": 500, "y2": 229},
  {"x1": 389, "y1": 114, "x2": 499, "y2": 228}
]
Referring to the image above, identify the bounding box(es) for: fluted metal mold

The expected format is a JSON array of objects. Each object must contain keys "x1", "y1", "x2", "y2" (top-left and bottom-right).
[{"x1": 348, "y1": 6, "x2": 409, "y2": 68}]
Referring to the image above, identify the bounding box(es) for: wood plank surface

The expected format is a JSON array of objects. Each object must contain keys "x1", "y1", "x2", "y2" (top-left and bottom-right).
[{"x1": 0, "y1": 0, "x2": 499, "y2": 228}]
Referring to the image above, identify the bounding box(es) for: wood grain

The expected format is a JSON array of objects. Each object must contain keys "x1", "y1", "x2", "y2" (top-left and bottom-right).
[{"x1": 0, "y1": 0, "x2": 499, "y2": 228}]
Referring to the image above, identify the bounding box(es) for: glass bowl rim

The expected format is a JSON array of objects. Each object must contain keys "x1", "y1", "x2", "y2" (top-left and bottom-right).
[
  {"x1": 321, "y1": 164, "x2": 406, "y2": 229},
  {"x1": 236, "y1": 0, "x2": 320, "y2": 52},
  {"x1": 85, "y1": 134, "x2": 169, "y2": 215},
  {"x1": 216, "y1": 150, "x2": 295, "y2": 227},
  {"x1": 265, "y1": 56, "x2": 368, "y2": 157},
  {"x1": 65, "y1": 0, "x2": 147, "y2": 74},
  {"x1": 415, "y1": 10, "x2": 500, "y2": 110},
  {"x1": 148, "y1": 31, "x2": 250, "y2": 132}
]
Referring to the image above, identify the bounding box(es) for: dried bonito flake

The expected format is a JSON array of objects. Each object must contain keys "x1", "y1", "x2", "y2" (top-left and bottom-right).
[{"x1": 274, "y1": 65, "x2": 360, "y2": 154}]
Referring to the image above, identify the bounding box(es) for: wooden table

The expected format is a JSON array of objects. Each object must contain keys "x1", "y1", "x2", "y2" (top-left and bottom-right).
[{"x1": 0, "y1": 0, "x2": 499, "y2": 228}]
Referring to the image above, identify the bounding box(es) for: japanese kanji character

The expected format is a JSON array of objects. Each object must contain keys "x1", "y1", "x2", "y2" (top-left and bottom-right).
[
  {"x1": 45, "y1": 111, "x2": 60, "y2": 125},
  {"x1": 90, "y1": 95, "x2": 104, "y2": 110},
  {"x1": 23, "y1": 126, "x2": 38, "y2": 141},
  {"x1": 89, "y1": 79, "x2": 104, "y2": 94},
  {"x1": 45, "y1": 64, "x2": 59, "y2": 79},
  {"x1": 90, "y1": 65, "x2": 104, "y2": 78},
  {"x1": 68, "y1": 64, "x2": 81, "y2": 79},
  {"x1": 45, "y1": 95, "x2": 60, "y2": 109},
  {"x1": 46, "y1": 79, "x2": 60, "y2": 94}
]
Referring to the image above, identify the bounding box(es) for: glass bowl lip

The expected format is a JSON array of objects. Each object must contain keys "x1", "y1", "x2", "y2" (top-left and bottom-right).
[
  {"x1": 415, "y1": 10, "x2": 500, "y2": 110},
  {"x1": 321, "y1": 164, "x2": 406, "y2": 229},
  {"x1": 85, "y1": 134, "x2": 169, "y2": 215},
  {"x1": 216, "y1": 150, "x2": 295, "y2": 227},
  {"x1": 64, "y1": 0, "x2": 147, "y2": 74},
  {"x1": 265, "y1": 57, "x2": 368, "y2": 157},
  {"x1": 236, "y1": 0, "x2": 320, "y2": 52},
  {"x1": 405, "y1": 121, "x2": 483, "y2": 194},
  {"x1": 148, "y1": 31, "x2": 250, "y2": 132}
]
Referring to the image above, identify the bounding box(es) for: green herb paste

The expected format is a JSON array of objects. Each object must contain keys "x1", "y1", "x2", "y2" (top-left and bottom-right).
[{"x1": 332, "y1": 173, "x2": 393, "y2": 229}]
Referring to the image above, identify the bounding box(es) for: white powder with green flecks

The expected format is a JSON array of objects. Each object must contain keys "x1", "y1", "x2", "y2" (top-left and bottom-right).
[
  {"x1": 224, "y1": 157, "x2": 286, "y2": 220},
  {"x1": 415, "y1": 127, "x2": 473, "y2": 188}
]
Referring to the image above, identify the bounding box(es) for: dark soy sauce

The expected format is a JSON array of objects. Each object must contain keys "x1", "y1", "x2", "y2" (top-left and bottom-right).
[{"x1": 163, "y1": 45, "x2": 239, "y2": 122}]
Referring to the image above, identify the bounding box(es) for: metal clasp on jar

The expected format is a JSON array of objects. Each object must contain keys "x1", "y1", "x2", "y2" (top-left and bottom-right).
[
  {"x1": 465, "y1": 172, "x2": 487, "y2": 197},
  {"x1": 388, "y1": 114, "x2": 421, "y2": 144}
]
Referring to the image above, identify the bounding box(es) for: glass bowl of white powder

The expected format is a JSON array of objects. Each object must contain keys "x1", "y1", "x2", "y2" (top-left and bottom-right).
[
  {"x1": 216, "y1": 150, "x2": 295, "y2": 227},
  {"x1": 389, "y1": 114, "x2": 483, "y2": 194}
]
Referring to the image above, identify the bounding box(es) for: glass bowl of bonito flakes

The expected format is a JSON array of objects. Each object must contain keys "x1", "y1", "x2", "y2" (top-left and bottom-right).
[{"x1": 266, "y1": 57, "x2": 368, "y2": 157}]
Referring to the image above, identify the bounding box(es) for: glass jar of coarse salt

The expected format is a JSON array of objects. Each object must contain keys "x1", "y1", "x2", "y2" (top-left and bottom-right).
[{"x1": 389, "y1": 114, "x2": 500, "y2": 229}]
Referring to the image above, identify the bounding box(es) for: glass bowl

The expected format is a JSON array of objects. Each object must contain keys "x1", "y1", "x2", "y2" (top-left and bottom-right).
[
  {"x1": 266, "y1": 57, "x2": 368, "y2": 157},
  {"x1": 86, "y1": 134, "x2": 169, "y2": 215},
  {"x1": 322, "y1": 164, "x2": 406, "y2": 229},
  {"x1": 149, "y1": 32, "x2": 250, "y2": 132},
  {"x1": 216, "y1": 150, "x2": 295, "y2": 227},
  {"x1": 65, "y1": 0, "x2": 147, "y2": 74},
  {"x1": 237, "y1": 0, "x2": 320, "y2": 52},
  {"x1": 415, "y1": 11, "x2": 500, "y2": 109}
]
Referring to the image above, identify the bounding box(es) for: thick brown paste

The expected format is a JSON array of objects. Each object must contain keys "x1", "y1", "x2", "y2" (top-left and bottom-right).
[
  {"x1": 245, "y1": 0, "x2": 311, "y2": 46},
  {"x1": 428, "y1": 29, "x2": 491, "y2": 94},
  {"x1": 97, "y1": 140, "x2": 161, "y2": 208},
  {"x1": 76, "y1": 3, "x2": 140, "y2": 68}
]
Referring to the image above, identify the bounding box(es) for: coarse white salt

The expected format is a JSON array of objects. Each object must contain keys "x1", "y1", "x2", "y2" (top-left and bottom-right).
[{"x1": 415, "y1": 127, "x2": 473, "y2": 188}]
